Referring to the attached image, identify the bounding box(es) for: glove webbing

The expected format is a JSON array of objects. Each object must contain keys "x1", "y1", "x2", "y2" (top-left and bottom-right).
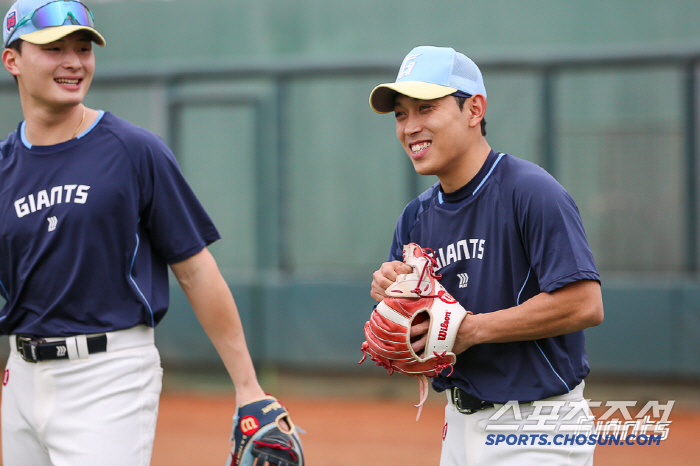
[{"x1": 253, "y1": 440, "x2": 298, "y2": 462}]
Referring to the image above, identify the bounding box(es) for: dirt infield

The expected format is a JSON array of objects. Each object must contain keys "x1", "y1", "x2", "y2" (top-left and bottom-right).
[
  {"x1": 152, "y1": 393, "x2": 699, "y2": 465},
  {"x1": 150, "y1": 371, "x2": 700, "y2": 466},
  {"x1": 1, "y1": 371, "x2": 698, "y2": 465}
]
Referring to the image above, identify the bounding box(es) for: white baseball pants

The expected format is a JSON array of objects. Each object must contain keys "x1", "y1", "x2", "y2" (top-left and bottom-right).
[
  {"x1": 440, "y1": 381, "x2": 596, "y2": 466},
  {"x1": 2, "y1": 325, "x2": 163, "y2": 466}
]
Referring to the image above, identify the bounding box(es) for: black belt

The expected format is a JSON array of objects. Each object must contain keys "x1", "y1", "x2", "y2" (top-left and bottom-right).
[
  {"x1": 16, "y1": 335, "x2": 107, "y2": 363},
  {"x1": 450, "y1": 387, "x2": 495, "y2": 414}
]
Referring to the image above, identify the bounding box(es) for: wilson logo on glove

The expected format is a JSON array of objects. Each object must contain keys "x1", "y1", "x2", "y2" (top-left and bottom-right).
[
  {"x1": 359, "y1": 243, "x2": 471, "y2": 420},
  {"x1": 239, "y1": 416, "x2": 260, "y2": 435},
  {"x1": 438, "y1": 290, "x2": 457, "y2": 304},
  {"x1": 437, "y1": 312, "x2": 452, "y2": 340}
]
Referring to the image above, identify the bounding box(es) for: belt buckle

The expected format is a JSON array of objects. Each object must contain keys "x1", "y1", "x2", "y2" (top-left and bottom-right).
[
  {"x1": 16, "y1": 336, "x2": 43, "y2": 363},
  {"x1": 452, "y1": 387, "x2": 486, "y2": 415}
]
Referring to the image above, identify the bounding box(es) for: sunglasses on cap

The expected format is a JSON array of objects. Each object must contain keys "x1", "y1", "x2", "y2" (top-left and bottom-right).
[{"x1": 4, "y1": 0, "x2": 95, "y2": 48}]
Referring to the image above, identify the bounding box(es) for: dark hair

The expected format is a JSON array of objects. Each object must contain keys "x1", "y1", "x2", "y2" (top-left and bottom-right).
[
  {"x1": 6, "y1": 39, "x2": 22, "y2": 84},
  {"x1": 454, "y1": 95, "x2": 487, "y2": 136},
  {"x1": 7, "y1": 39, "x2": 22, "y2": 53}
]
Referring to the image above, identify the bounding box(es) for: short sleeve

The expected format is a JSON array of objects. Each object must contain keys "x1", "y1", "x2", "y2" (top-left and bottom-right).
[
  {"x1": 513, "y1": 173, "x2": 599, "y2": 293},
  {"x1": 137, "y1": 137, "x2": 220, "y2": 263}
]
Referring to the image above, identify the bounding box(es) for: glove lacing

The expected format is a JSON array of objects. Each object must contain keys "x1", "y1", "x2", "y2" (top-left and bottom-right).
[
  {"x1": 406, "y1": 247, "x2": 445, "y2": 298},
  {"x1": 358, "y1": 341, "x2": 395, "y2": 374},
  {"x1": 252, "y1": 439, "x2": 298, "y2": 461},
  {"x1": 360, "y1": 342, "x2": 455, "y2": 421},
  {"x1": 363, "y1": 246, "x2": 458, "y2": 421}
]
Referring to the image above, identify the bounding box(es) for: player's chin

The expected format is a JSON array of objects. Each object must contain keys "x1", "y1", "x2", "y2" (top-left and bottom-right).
[
  {"x1": 53, "y1": 94, "x2": 86, "y2": 108},
  {"x1": 411, "y1": 161, "x2": 438, "y2": 177},
  {"x1": 60, "y1": 84, "x2": 92, "y2": 102}
]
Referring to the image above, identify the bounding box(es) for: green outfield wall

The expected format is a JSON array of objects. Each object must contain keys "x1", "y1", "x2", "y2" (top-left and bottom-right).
[{"x1": 1, "y1": 0, "x2": 699, "y2": 377}]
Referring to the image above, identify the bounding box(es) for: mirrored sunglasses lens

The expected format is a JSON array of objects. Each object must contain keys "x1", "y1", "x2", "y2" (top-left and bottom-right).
[{"x1": 31, "y1": 1, "x2": 93, "y2": 28}]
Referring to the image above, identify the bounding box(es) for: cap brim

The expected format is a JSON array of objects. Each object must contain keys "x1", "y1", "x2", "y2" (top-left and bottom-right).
[
  {"x1": 20, "y1": 26, "x2": 106, "y2": 47},
  {"x1": 369, "y1": 81, "x2": 457, "y2": 114}
]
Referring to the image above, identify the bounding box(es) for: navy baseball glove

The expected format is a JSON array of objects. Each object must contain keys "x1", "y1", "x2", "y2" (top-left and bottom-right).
[{"x1": 226, "y1": 396, "x2": 304, "y2": 466}]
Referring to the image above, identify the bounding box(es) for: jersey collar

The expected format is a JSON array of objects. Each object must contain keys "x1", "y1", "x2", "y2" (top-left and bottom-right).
[
  {"x1": 439, "y1": 150, "x2": 501, "y2": 204},
  {"x1": 20, "y1": 110, "x2": 105, "y2": 149}
]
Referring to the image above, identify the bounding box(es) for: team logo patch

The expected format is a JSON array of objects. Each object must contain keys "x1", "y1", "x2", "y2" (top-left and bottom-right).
[
  {"x1": 458, "y1": 273, "x2": 469, "y2": 289},
  {"x1": 3, "y1": 369, "x2": 9, "y2": 386},
  {"x1": 47, "y1": 216, "x2": 58, "y2": 232},
  {"x1": 6, "y1": 11, "x2": 16, "y2": 32},
  {"x1": 239, "y1": 415, "x2": 260, "y2": 436}
]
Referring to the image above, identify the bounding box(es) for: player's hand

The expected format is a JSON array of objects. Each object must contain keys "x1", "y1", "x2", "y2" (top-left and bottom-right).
[
  {"x1": 370, "y1": 261, "x2": 413, "y2": 302},
  {"x1": 409, "y1": 316, "x2": 430, "y2": 356},
  {"x1": 232, "y1": 385, "x2": 266, "y2": 408},
  {"x1": 451, "y1": 311, "x2": 480, "y2": 355}
]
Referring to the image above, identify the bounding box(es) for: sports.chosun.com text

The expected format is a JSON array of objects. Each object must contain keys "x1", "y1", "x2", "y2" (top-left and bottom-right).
[{"x1": 485, "y1": 433, "x2": 663, "y2": 447}]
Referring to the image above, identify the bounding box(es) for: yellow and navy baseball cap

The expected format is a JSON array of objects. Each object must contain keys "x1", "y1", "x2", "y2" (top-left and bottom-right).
[
  {"x1": 369, "y1": 46, "x2": 486, "y2": 114},
  {"x1": 4, "y1": 0, "x2": 105, "y2": 48}
]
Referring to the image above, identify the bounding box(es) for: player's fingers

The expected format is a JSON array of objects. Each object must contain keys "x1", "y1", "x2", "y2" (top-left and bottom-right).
[
  {"x1": 370, "y1": 280, "x2": 387, "y2": 302},
  {"x1": 382, "y1": 260, "x2": 412, "y2": 279},
  {"x1": 410, "y1": 318, "x2": 431, "y2": 334},
  {"x1": 281, "y1": 419, "x2": 290, "y2": 431},
  {"x1": 372, "y1": 268, "x2": 392, "y2": 289},
  {"x1": 371, "y1": 261, "x2": 414, "y2": 301},
  {"x1": 380, "y1": 260, "x2": 409, "y2": 281},
  {"x1": 411, "y1": 334, "x2": 427, "y2": 355},
  {"x1": 373, "y1": 261, "x2": 409, "y2": 289},
  {"x1": 410, "y1": 318, "x2": 429, "y2": 354}
]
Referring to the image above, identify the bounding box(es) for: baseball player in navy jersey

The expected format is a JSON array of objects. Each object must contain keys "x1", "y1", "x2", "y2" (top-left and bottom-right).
[
  {"x1": 0, "y1": 1, "x2": 274, "y2": 465},
  {"x1": 368, "y1": 46, "x2": 605, "y2": 465}
]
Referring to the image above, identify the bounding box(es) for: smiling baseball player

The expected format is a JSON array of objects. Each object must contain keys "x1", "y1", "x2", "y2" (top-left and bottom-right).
[
  {"x1": 367, "y1": 46, "x2": 604, "y2": 465},
  {"x1": 0, "y1": 1, "x2": 303, "y2": 465}
]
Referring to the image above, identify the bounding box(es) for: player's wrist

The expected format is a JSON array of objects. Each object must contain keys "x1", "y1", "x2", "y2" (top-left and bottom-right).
[
  {"x1": 232, "y1": 381, "x2": 266, "y2": 406},
  {"x1": 454, "y1": 311, "x2": 482, "y2": 354}
]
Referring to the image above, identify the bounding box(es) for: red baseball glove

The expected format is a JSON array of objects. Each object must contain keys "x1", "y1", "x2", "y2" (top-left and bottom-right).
[{"x1": 360, "y1": 243, "x2": 470, "y2": 419}]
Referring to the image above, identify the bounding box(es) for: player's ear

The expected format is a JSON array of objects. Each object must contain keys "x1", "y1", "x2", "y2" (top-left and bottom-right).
[
  {"x1": 2, "y1": 48, "x2": 21, "y2": 77},
  {"x1": 468, "y1": 94, "x2": 487, "y2": 129}
]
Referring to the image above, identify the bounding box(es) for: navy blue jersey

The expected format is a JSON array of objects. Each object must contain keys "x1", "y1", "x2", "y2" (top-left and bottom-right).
[
  {"x1": 0, "y1": 112, "x2": 220, "y2": 337},
  {"x1": 389, "y1": 150, "x2": 600, "y2": 403}
]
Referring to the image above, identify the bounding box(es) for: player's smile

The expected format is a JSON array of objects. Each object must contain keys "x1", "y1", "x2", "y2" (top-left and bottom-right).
[
  {"x1": 54, "y1": 76, "x2": 83, "y2": 91},
  {"x1": 11, "y1": 32, "x2": 95, "y2": 109},
  {"x1": 55, "y1": 77, "x2": 81, "y2": 85},
  {"x1": 395, "y1": 94, "x2": 476, "y2": 190},
  {"x1": 410, "y1": 141, "x2": 431, "y2": 157}
]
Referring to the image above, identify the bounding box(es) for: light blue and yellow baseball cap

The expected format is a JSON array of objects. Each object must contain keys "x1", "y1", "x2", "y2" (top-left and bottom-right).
[
  {"x1": 4, "y1": 0, "x2": 105, "y2": 48},
  {"x1": 369, "y1": 46, "x2": 486, "y2": 114}
]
